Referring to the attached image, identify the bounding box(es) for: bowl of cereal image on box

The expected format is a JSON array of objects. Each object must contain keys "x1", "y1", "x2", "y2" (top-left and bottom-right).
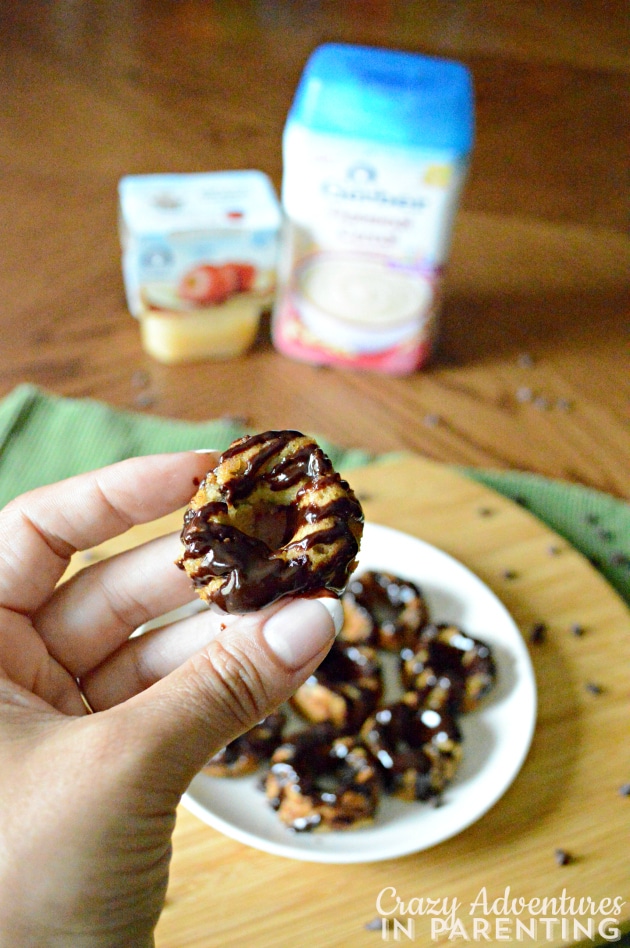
[{"x1": 293, "y1": 254, "x2": 435, "y2": 355}]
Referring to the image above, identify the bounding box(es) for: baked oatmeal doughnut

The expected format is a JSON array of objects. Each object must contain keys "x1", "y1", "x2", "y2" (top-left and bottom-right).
[
  {"x1": 176, "y1": 430, "x2": 364, "y2": 613},
  {"x1": 360, "y1": 692, "x2": 462, "y2": 802},
  {"x1": 338, "y1": 594, "x2": 376, "y2": 646},
  {"x1": 343, "y1": 570, "x2": 429, "y2": 652},
  {"x1": 264, "y1": 724, "x2": 379, "y2": 831},
  {"x1": 290, "y1": 641, "x2": 383, "y2": 732},
  {"x1": 401, "y1": 623, "x2": 496, "y2": 713},
  {"x1": 203, "y1": 710, "x2": 286, "y2": 777}
]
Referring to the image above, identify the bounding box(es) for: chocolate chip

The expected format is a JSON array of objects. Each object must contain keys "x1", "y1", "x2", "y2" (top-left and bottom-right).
[
  {"x1": 134, "y1": 392, "x2": 156, "y2": 409},
  {"x1": 556, "y1": 397, "x2": 573, "y2": 412},
  {"x1": 610, "y1": 552, "x2": 630, "y2": 568},
  {"x1": 529, "y1": 622, "x2": 547, "y2": 644},
  {"x1": 547, "y1": 544, "x2": 562, "y2": 556},
  {"x1": 597, "y1": 528, "x2": 614, "y2": 542},
  {"x1": 516, "y1": 386, "x2": 533, "y2": 402},
  {"x1": 365, "y1": 918, "x2": 382, "y2": 932},
  {"x1": 80, "y1": 550, "x2": 101, "y2": 563},
  {"x1": 131, "y1": 369, "x2": 151, "y2": 388},
  {"x1": 584, "y1": 513, "x2": 599, "y2": 526},
  {"x1": 502, "y1": 569, "x2": 518, "y2": 580},
  {"x1": 477, "y1": 506, "x2": 494, "y2": 517},
  {"x1": 533, "y1": 395, "x2": 550, "y2": 410},
  {"x1": 585, "y1": 682, "x2": 603, "y2": 695},
  {"x1": 619, "y1": 784, "x2": 630, "y2": 797},
  {"x1": 517, "y1": 353, "x2": 534, "y2": 367},
  {"x1": 514, "y1": 496, "x2": 529, "y2": 507},
  {"x1": 220, "y1": 414, "x2": 250, "y2": 427},
  {"x1": 570, "y1": 623, "x2": 585, "y2": 637},
  {"x1": 554, "y1": 848, "x2": 572, "y2": 866},
  {"x1": 423, "y1": 413, "x2": 441, "y2": 428}
]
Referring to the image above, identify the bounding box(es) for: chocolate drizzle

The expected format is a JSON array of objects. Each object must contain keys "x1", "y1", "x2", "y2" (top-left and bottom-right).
[{"x1": 177, "y1": 430, "x2": 364, "y2": 613}]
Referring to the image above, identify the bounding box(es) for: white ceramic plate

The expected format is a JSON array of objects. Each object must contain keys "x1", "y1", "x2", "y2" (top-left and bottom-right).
[{"x1": 182, "y1": 523, "x2": 537, "y2": 864}]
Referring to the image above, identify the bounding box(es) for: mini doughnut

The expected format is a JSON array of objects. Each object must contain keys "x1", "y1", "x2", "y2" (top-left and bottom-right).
[
  {"x1": 176, "y1": 430, "x2": 364, "y2": 613},
  {"x1": 290, "y1": 641, "x2": 383, "y2": 732},
  {"x1": 400, "y1": 623, "x2": 496, "y2": 713},
  {"x1": 338, "y1": 594, "x2": 376, "y2": 646},
  {"x1": 264, "y1": 724, "x2": 379, "y2": 831},
  {"x1": 203, "y1": 710, "x2": 286, "y2": 777},
  {"x1": 342, "y1": 570, "x2": 429, "y2": 652},
  {"x1": 360, "y1": 692, "x2": 462, "y2": 802}
]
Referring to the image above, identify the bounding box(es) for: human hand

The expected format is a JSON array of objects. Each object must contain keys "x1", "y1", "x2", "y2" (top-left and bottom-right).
[{"x1": 0, "y1": 453, "x2": 338, "y2": 948}]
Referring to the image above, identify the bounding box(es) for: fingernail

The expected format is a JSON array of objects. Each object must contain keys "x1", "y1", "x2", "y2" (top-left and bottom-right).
[
  {"x1": 315, "y1": 597, "x2": 344, "y2": 636},
  {"x1": 263, "y1": 599, "x2": 335, "y2": 670}
]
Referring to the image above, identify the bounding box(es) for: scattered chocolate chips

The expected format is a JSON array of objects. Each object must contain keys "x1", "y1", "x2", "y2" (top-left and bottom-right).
[
  {"x1": 597, "y1": 528, "x2": 615, "y2": 542},
  {"x1": 220, "y1": 413, "x2": 250, "y2": 427},
  {"x1": 584, "y1": 513, "x2": 599, "y2": 526},
  {"x1": 422, "y1": 412, "x2": 441, "y2": 428},
  {"x1": 609, "y1": 552, "x2": 630, "y2": 568},
  {"x1": 80, "y1": 550, "x2": 101, "y2": 564},
  {"x1": 570, "y1": 623, "x2": 585, "y2": 637},
  {"x1": 477, "y1": 506, "x2": 495, "y2": 517},
  {"x1": 502, "y1": 568, "x2": 518, "y2": 580},
  {"x1": 556, "y1": 397, "x2": 574, "y2": 412},
  {"x1": 529, "y1": 622, "x2": 547, "y2": 644},
  {"x1": 134, "y1": 391, "x2": 156, "y2": 409},
  {"x1": 547, "y1": 544, "x2": 562, "y2": 556},
  {"x1": 585, "y1": 682, "x2": 604, "y2": 696},
  {"x1": 619, "y1": 783, "x2": 630, "y2": 797},
  {"x1": 554, "y1": 848, "x2": 573, "y2": 866},
  {"x1": 131, "y1": 369, "x2": 151, "y2": 389}
]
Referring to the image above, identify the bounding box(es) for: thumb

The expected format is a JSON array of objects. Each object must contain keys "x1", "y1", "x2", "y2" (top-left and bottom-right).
[{"x1": 119, "y1": 597, "x2": 339, "y2": 792}]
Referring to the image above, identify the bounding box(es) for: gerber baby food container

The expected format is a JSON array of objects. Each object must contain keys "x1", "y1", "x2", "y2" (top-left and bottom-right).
[
  {"x1": 119, "y1": 171, "x2": 281, "y2": 363},
  {"x1": 272, "y1": 44, "x2": 474, "y2": 375}
]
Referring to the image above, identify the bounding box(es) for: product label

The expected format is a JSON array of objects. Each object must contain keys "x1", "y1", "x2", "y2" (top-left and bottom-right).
[
  {"x1": 119, "y1": 172, "x2": 281, "y2": 320},
  {"x1": 273, "y1": 127, "x2": 467, "y2": 374}
]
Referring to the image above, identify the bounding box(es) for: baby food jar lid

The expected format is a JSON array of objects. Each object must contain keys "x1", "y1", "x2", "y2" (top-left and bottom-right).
[
  {"x1": 118, "y1": 170, "x2": 282, "y2": 234},
  {"x1": 288, "y1": 43, "x2": 474, "y2": 153}
]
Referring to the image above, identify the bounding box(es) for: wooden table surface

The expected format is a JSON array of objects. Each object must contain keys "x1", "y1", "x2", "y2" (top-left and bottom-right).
[
  {"x1": 1, "y1": 2, "x2": 629, "y2": 946},
  {"x1": 1, "y1": 0, "x2": 628, "y2": 498}
]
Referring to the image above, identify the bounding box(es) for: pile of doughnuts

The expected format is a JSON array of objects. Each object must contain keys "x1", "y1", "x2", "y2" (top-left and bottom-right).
[{"x1": 203, "y1": 563, "x2": 497, "y2": 833}]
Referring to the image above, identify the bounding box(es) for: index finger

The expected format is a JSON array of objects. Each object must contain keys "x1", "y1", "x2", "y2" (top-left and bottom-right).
[{"x1": 0, "y1": 451, "x2": 217, "y2": 615}]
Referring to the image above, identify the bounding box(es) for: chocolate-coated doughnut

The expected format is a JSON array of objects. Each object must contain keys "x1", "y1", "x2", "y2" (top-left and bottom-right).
[
  {"x1": 290, "y1": 641, "x2": 382, "y2": 732},
  {"x1": 342, "y1": 570, "x2": 429, "y2": 651},
  {"x1": 360, "y1": 692, "x2": 462, "y2": 802},
  {"x1": 401, "y1": 623, "x2": 496, "y2": 713},
  {"x1": 176, "y1": 430, "x2": 364, "y2": 613},
  {"x1": 204, "y1": 710, "x2": 286, "y2": 777},
  {"x1": 264, "y1": 724, "x2": 379, "y2": 831}
]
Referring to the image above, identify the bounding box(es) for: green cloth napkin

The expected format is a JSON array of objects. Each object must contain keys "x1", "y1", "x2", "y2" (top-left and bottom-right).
[{"x1": 1, "y1": 383, "x2": 629, "y2": 607}]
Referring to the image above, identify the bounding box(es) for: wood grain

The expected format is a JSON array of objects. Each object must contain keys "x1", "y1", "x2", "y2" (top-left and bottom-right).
[
  {"x1": 0, "y1": 0, "x2": 628, "y2": 498},
  {"x1": 68, "y1": 455, "x2": 630, "y2": 948}
]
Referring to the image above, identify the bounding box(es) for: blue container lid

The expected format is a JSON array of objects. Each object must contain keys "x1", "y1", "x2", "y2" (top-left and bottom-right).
[{"x1": 288, "y1": 43, "x2": 474, "y2": 153}]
